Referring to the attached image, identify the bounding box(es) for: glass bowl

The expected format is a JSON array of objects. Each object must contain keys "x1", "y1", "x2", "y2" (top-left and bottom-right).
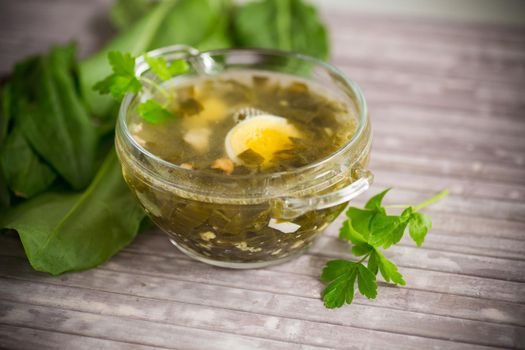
[{"x1": 115, "y1": 45, "x2": 372, "y2": 268}]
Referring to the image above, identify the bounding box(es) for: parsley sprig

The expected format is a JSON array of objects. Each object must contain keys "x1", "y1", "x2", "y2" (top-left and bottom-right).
[
  {"x1": 321, "y1": 189, "x2": 448, "y2": 309},
  {"x1": 93, "y1": 51, "x2": 189, "y2": 123}
]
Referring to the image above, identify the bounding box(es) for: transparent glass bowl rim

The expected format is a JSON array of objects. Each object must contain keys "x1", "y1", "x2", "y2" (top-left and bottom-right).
[{"x1": 117, "y1": 46, "x2": 369, "y2": 182}]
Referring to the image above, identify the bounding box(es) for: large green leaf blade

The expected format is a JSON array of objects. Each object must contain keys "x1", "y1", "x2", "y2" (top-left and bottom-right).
[
  {"x1": 80, "y1": 0, "x2": 177, "y2": 117},
  {"x1": 110, "y1": 0, "x2": 155, "y2": 30},
  {"x1": 0, "y1": 128, "x2": 56, "y2": 199},
  {"x1": 149, "y1": 0, "x2": 232, "y2": 50},
  {"x1": 0, "y1": 82, "x2": 13, "y2": 208},
  {"x1": 0, "y1": 82, "x2": 11, "y2": 145},
  {"x1": 15, "y1": 44, "x2": 98, "y2": 190},
  {"x1": 0, "y1": 149, "x2": 145, "y2": 275},
  {"x1": 289, "y1": 0, "x2": 329, "y2": 60},
  {"x1": 233, "y1": 0, "x2": 329, "y2": 60}
]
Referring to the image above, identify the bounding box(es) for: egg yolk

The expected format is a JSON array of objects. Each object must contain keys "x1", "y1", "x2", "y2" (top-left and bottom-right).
[
  {"x1": 244, "y1": 128, "x2": 294, "y2": 162},
  {"x1": 225, "y1": 115, "x2": 301, "y2": 166}
]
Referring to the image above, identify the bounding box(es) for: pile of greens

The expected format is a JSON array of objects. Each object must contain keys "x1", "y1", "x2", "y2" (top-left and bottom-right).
[{"x1": 0, "y1": 0, "x2": 329, "y2": 275}]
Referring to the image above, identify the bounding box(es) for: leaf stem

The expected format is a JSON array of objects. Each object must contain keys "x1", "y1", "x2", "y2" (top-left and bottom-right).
[
  {"x1": 383, "y1": 189, "x2": 449, "y2": 211},
  {"x1": 414, "y1": 189, "x2": 449, "y2": 211},
  {"x1": 140, "y1": 76, "x2": 170, "y2": 99},
  {"x1": 383, "y1": 204, "x2": 411, "y2": 209},
  {"x1": 357, "y1": 254, "x2": 370, "y2": 264}
]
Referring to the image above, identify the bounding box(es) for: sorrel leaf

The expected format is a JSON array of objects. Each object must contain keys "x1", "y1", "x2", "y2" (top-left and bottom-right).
[
  {"x1": 0, "y1": 149, "x2": 145, "y2": 275},
  {"x1": 233, "y1": 0, "x2": 329, "y2": 60},
  {"x1": 0, "y1": 127, "x2": 56, "y2": 198},
  {"x1": 13, "y1": 44, "x2": 98, "y2": 190}
]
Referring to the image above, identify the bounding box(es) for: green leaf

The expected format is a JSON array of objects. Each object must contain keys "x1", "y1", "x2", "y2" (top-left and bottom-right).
[
  {"x1": 367, "y1": 250, "x2": 379, "y2": 275},
  {"x1": 351, "y1": 243, "x2": 372, "y2": 257},
  {"x1": 372, "y1": 249, "x2": 406, "y2": 285},
  {"x1": 145, "y1": 55, "x2": 189, "y2": 81},
  {"x1": 368, "y1": 207, "x2": 412, "y2": 249},
  {"x1": 233, "y1": 0, "x2": 329, "y2": 60},
  {"x1": 0, "y1": 149, "x2": 145, "y2": 275},
  {"x1": 0, "y1": 127, "x2": 56, "y2": 199},
  {"x1": 339, "y1": 219, "x2": 367, "y2": 244},
  {"x1": 109, "y1": 75, "x2": 142, "y2": 98},
  {"x1": 0, "y1": 82, "x2": 11, "y2": 146},
  {"x1": 108, "y1": 51, "x2": 136, "y2": 76},
  {"x1": 144, "y1": 55, "x2": 172, "y2": 81},
  {"x1": 168, "y1": 59, "x2": 190, "y2": 76},
  {"x1": 343, "y1": 207, "x2": 375, "y2": 242},
  {"x1": 324, "y1": 189, "x2": 447, "y2": 309},
  {"x1": 148, "y1": 0, "x2": 232, "y2": 51},
  {"x1": 342, "y1": 190, "x2": 394, "y2": 246},
  {"x1": 94, "y1": 51, "x2": 141, "y2": 99},
  {"x1": 356, "y1": 264, "x2": 378, "y2": 299},
  {"x1": 321, "y1": 260, "x2": 358, "y2": 308},
  {"x1": 195, "y1": 5, "x2": 233, "y2": 51},
  {"x1": 81, "y1": 0, "x2": 232, "y2": 118},
  {"x1": 0, "y1": 83, "x2": 13, "y2": 209},
  {"x1": 80, "y1": 0, "x2": 178, "y2": 117},
  {"x1": 364, "y1": 188, "x2": 390, "y2": 212},
  {"x1": 110, "y1": 0, "x2": 155, "y2": 30},
  {"x1": 13, "y1": 44, "x2": 98, "y2": 190},
  {"x1": 136, "y1": 99, "x2": 174, "y2": 124},
  {"x1": 409, "y1": 212, "x2": 432, "y2": 246},
  {"x1": 0, "y1": 173, "x2": 10, "y2": 210},
  {"x1": 367, "y1": 213, "x2": 398, "y2": 247}
]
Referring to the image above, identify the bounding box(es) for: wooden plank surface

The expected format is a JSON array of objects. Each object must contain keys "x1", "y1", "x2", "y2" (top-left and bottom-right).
[{"x1": 1, "y1": 0, "x2": 524, "y2": 349}]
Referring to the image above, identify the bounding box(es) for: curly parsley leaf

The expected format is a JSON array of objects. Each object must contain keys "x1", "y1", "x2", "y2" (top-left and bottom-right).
[{"x1": 322, "y1": 189, "x2": 447, "y2": 309}]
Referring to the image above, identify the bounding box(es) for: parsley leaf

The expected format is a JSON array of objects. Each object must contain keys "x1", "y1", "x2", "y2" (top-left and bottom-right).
[
  {"x1": 144, "y1": 55, "x2": 189, "y2": 81},
  {"x1": 94, "y1": 51, "x2": 190, "y2": 124},
  {"x1": 356, "y1": 264, "x2": 378, "y2": 299},
  {"x1": 93, "y1": 51, "x2": 141, "y2": 99},
  {"x1": 364, "y1": 188, "x2": 389, "y2": 212},
  {"x1": 371, "y1": 248, "x2": 406, "y2": 285},
  {"x1": 339, "y1": 216, "x2": 367, "y2": 244},
  {"x1": 321, "y1": 260, "x2": 377, "y2": 308},
  {"x1": 136, "y1": 100, "x2": 174, "y2": 124},
  {"x1": 321, "y1": 189, "x2": 447, "y2": 309},
  {"x1": 409, "y1": 212, "x2": 432, "y2": 246},
  {"x1": 351, "y1": 242, "x2": 373, "y2": 257},
  {"x1": 368, "y1": 207, "x2": 412, "y2": 249},
  {"x1": 321, "y1": 260, "x2": 358, "y2": 308}
]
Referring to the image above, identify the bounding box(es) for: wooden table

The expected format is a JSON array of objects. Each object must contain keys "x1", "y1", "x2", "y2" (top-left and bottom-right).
[{"x1": 1, "y1": 1, "x2": 524, "y2": 349}]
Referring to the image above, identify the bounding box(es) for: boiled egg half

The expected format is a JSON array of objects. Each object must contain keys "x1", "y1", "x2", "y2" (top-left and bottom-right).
[{"x1": 225, "y1": 114, "x2": 301, "y2": 167}]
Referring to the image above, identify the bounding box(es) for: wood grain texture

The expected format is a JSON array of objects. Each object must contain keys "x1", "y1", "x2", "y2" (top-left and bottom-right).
[{"x1": 1, "y1": 0, "x2": 525, "y2": 349}]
